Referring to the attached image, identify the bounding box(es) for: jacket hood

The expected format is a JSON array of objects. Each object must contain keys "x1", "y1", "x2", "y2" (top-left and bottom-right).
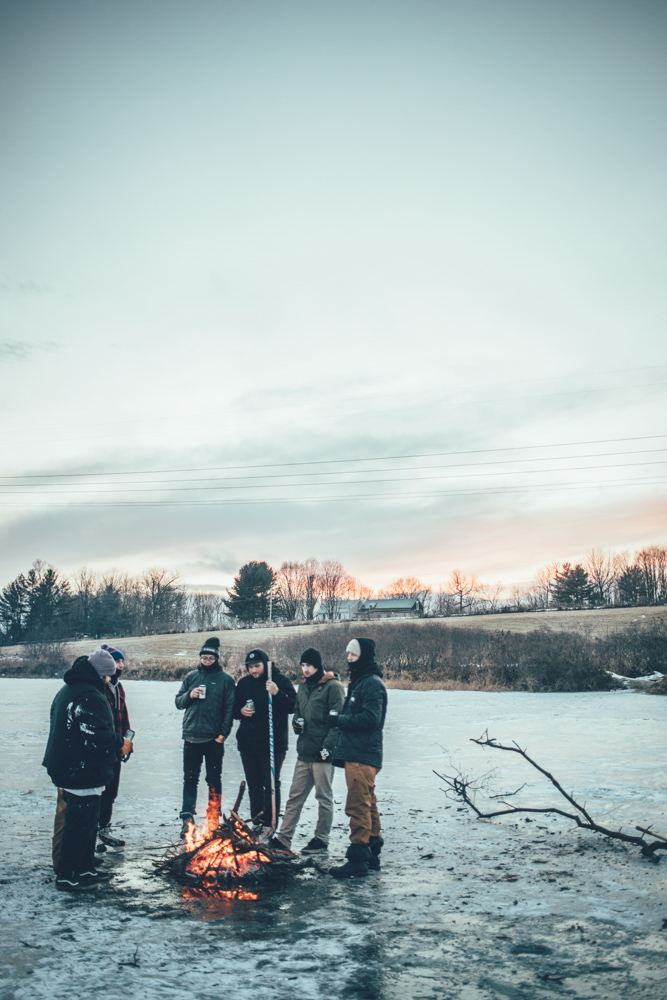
[
  {"x1": 348, "y1": 638, "x2": 382, "y2": 680},
  {"x1": 63, "y1": 657, "x2": 106, "y2": 691}
]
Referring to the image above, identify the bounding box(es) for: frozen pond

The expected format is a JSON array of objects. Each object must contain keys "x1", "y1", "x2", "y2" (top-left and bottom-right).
[{"x1": 1, "y1": 680, "x2": 666, "y2": 1000}]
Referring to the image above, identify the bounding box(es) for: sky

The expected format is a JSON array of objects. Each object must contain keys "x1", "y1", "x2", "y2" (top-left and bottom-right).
[{"x1": 0, "y1": 0, "x2": 665, "y2": 595}]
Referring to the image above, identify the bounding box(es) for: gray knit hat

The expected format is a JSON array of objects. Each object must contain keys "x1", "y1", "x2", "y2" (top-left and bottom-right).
[{"x1": 89, "y1": 648, "x2": 117, "y2": 677}]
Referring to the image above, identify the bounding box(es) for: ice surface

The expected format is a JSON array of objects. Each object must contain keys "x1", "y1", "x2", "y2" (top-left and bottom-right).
[{"x1": 1, "y1": 681, "x2": 666, "y2": 999}]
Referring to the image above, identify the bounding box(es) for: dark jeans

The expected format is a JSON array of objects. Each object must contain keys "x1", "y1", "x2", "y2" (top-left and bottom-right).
[
  {"x1": 57, "y1": 792, "x2": 100, "y2": 877},
  {"x1": 240, "y1": 750, "x2": 286, "y2": 827},
  {"x1": 181, "y1": 740, "x2": 224, "y2": 818},
  {"x1": 99, "y1": 760, "x2": 122, "y2": 829}
]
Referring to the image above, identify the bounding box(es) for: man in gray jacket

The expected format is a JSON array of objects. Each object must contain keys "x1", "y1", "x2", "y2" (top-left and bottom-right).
[
  {"x1": 175, "y1": 637, "x2": 235, "y2": 838},
  {"x1": 270, "y1": 648, "x2": 345, "y2": 854}
]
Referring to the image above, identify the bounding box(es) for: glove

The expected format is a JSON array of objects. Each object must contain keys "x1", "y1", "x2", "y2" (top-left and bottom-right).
[
  {"x1": 327, "y1": 710, "x2": 340, "y2": 728},
  {"x1": 319, "y1": 748, "x2": 330, "y2": 761}
]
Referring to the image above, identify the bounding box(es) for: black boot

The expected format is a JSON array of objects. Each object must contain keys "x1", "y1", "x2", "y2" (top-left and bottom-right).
[
  {"x1": 368, "y1": 835, "x2": 384, "y2": 871},
  {"x1": 330, "y1": 843, "x2": 370, "y2": 879}
]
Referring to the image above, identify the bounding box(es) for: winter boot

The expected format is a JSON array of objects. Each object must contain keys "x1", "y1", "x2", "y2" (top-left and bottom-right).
[
  {"x1": 180, "y1": 813, "x2": 195, "y2": 840},
  {"x1": 368, "y1": 835, "x2": 384, "y2": 871},
  {"x1": 330, "y1": 843, "x2": 371, "y2": 879},
  {"x1": 206, "y1": 791, "x2": 222, "y2": 835},
  {"x1": 98, "y1": 825, "x2": 125, "y2": 849}
]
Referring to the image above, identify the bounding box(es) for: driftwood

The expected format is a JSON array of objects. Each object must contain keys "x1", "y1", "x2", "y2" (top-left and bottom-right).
[
  {"x1": 154, "y1": 783, "x2": 303, "y2": 892},
  {"x1": 434, "y1": 731, "x2": 667, "y2": 860}
]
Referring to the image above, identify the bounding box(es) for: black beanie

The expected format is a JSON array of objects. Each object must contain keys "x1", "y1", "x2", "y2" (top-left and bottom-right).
[
  {"x1": 299, "y1": 648, "x2": 322, "y2": 671},
  {"x1": 245, "y1": 647, "x2": 269, "y2": 669},
  {"x1": 200, "y1": 637, "x2": 220, "y2": 658}
]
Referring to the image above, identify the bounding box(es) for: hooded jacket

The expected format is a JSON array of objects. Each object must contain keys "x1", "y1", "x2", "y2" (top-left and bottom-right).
[
  {"x1": 233, "y1": 662, "x2": 296, "y2": 756},
  {"x1": 333, "y1": 638, "x2": 388, "y2": 770},
  {"x1": 294, "y1": 671, "x2": 346, "y2": 761},
  {"x1": 175, "y1": 660, "x2": 235, "y2": 742},
  {"x1": 42, "y1": 658, "x2": 123, "y2": 789}
]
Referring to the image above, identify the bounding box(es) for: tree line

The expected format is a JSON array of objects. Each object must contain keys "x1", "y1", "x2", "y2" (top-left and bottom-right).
[{"x1": 0, "y1": 544, "x2": 665, "y2": 644}]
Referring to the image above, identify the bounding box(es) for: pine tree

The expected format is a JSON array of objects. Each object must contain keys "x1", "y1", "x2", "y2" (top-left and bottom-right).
[
  {"x1": 224, "y1": 561, "x2": 276, "y2": 623},
  {"x1": 552, "y1": 563, "x2": 593, "y2": 610}
]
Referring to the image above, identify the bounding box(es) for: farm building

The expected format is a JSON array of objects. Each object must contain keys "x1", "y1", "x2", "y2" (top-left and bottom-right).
[{"x1": 356, "y1": 597, "x2": 424, "y2": 619}]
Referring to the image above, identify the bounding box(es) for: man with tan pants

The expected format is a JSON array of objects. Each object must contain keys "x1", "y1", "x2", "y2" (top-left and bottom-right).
[{"x1": 328, "y1": 637, "x2": 388, "y2": 878}]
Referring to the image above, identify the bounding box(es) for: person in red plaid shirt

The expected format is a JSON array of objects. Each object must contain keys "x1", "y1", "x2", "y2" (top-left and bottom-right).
[{"x1": 97, "y1": 644, "x2": 132, "y2": 850}]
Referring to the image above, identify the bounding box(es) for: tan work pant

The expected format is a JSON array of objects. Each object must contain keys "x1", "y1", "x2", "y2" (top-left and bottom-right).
[
  {"x1": 344, "y1": 761, "x2": 381, "y2": 844},
  {"x1": 52, "y1": 788, "x2": 67, "y2": 868}
]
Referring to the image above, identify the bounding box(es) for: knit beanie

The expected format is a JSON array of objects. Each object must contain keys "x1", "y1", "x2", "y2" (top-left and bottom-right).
[
  {"x1": 245, "y1": 647, "x2": 269, "y2": 669},
  {"x1": 347, "y1": 637, "x2": 376, "y2": 674},
  {"x1": 101, "y1": 643, "x2": 125, "y2": 662},
  {"x1": 346, "y1": 639, "x2": 361, "y2": 657},
  {"x1": 300, "y1": 648, "x2": 323, "y2": 671},
  {"x1": 199, "y1": 637, "x2": 220, "y2": 658},
  {"x1": 89, "y1": 648, "x2": 117, "y2": 677}
]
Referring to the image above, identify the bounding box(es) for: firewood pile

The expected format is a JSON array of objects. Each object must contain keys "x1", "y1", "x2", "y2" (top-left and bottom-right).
[{"x1": 154, "y1": 786, "x2": 302, "y2": 891}]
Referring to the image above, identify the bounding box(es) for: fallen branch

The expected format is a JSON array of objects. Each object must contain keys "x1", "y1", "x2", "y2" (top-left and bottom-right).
[{"x1": 434, "y1": 731, "x2": 667, "y2": 859}]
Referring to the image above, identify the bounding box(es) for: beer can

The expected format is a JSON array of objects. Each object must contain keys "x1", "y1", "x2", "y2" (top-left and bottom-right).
[
  {"x1": 246, "y1": 699, "x2": 255, "y2": 712},
  {"x1": 198, "y1": 685, "x2": 206, "y2": 699}
]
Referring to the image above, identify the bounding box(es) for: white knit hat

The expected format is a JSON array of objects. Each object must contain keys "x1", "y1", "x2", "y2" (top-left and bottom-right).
[{"x1": 346, "y1": 639, "x2": 361, "y2": 656}]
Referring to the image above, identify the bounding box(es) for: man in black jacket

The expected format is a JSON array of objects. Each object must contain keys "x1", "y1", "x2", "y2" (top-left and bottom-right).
[
  {"x1": 43, "y1": 650, "x2": 132, "y2": 892},
  {"x1": 233, "y1": 648, "x2": 296, "y2": 830},
  {"x1": 175, "y1": 637, "x2": 235, "y2": 838},
  {"x1": 329, "y1": 637, "x2": 387, "y2": 879}
]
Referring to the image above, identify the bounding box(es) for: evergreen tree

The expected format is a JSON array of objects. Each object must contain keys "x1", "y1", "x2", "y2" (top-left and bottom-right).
[
  {"x1": 24, "y1": 564, "x2": 72, "y2": 640},
  {"x1": 552, "y1": 563, "x2": 593, "y2": 610},
  {"x1": 224, "y1": 561, "x2": 276, "y2": 623},
  {"x1": 0, "y1": 573, "x2": 29, "y2": 643},
  {"x1": 617, "y1": 565, "x2": 645, "y2": 606}
]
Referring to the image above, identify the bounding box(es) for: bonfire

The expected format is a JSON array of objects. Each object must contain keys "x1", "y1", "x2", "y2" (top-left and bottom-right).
[{"x1": 155, "y1": 783, "x2": 302, "y2": 894}]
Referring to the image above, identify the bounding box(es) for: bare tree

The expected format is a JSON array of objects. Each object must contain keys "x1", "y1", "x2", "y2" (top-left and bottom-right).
[
  {"x1": 379, "y1": 576, "x2": 431, "y2": 604},
  {"x1": 635, "y1": 544, "x2": 667, "y2": 605},
  {"x1": 318, "y1": 559, "x2": 345, "y2": 620},
  {"x1": 71, "y1": 566, "x2": 98, "y2": 634},
  {"x1": 585, "y1": 548, "x2": 615, "y2": 606},
  {"x1": 186, "y1": 592, "x2": 228, "y2": 631},
  {"x1": 141, "y1": 567, "x2": 184, "y2": 630},
  {"x1": 339, "y1": 576, "x2": 373, "y2": 600},
  {"x1": 532, "y1": 561, "x2": 559, "y2": 610},
  {"x1": 427, "y1": 588, "x2": 456, "y2": 617},
  {"x1": 275, "y1": 561, "x2": 306, "y2": 621},
  {"x1": 447, "y1": 569, "x2": 478, "y2": 615},
  {"x1": 478, "y1": 581, "x2": 504, "y2": 614},
  {"x1": 302, "y1": 558, "x2": 322, "y2": 620}
]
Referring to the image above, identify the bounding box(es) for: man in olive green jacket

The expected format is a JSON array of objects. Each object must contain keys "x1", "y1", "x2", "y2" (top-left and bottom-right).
[{"x1": 270, "y1": 648, "x2": 345, "y2": 854}]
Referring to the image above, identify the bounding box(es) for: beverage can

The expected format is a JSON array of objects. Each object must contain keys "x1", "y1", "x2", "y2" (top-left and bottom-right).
[
  {"x1": 198, "y1": 685, "x2": 206, "y2": 699},
  {"x1": 246, "y1": 699, "x2": 255, "y2": 712}
]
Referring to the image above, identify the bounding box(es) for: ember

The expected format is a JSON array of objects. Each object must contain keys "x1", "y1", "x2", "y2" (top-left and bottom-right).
[{"x1": 155, "y1": 784, "x2": 302, "y2": 893}]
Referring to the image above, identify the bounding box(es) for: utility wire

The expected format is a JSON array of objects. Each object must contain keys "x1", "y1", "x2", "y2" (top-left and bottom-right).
[
  {"x1": 3, "y1": 433, "x2": 667, "y2": 480},
  {"x1": 3, "y1": 460, "x2": 667, "y2": 494},
  {"x1": 2, "y1": 476, "x2": 665, "y2": 507},
  {"x1": 3, "y1": 447, "x2": 667, "y2": 486}
]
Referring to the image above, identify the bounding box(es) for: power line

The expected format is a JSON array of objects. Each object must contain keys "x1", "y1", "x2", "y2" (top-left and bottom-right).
[
  {"x1": 3, "y1": 447, "x2": 667, "y2": 486},
  {"x1": 3, "y1": 433, "x2": 667, "y2": 480},
  {"x1": 3, "y1": 460, "x2": 667, "y2": 494},
  {"x1": 1, "y1": 476, "x2": 665, "y2": 507}
]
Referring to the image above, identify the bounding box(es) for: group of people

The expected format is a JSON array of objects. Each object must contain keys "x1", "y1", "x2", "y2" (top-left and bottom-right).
[{"x1": 42, "y1": 634, "x2": 387, "y2": 892}]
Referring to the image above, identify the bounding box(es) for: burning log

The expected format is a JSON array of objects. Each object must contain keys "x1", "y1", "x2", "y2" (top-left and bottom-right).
[{"x1": 155, "y1": 784, "x2": 302, "y2": 892}]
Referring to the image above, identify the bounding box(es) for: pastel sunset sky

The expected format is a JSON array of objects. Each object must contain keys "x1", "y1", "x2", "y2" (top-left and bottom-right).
[{"x1": 1, "y1": 0, "x2": 665, "y2": 593}]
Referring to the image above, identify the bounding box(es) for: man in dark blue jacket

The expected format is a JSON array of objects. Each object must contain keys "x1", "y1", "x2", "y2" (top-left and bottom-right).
[
  {"x1": 43, "y1": 650, "x2": 132, "y2": 892},
  {"x1": 328, "y1": 637, "x2": 387, "y2": 878},
  {"x1": 233, "y1": 648, "x2": 296, "y2": 830}
]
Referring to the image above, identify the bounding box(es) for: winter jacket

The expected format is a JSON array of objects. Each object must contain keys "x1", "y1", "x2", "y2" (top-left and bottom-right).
[
  {"x1": 233, "y1": 665, "x2": 296, "y2": 756},
  {"x1": 175, "y1": 661, "x2": 235, "y2": 742},
  {"x1": 294, "y1": 672, "x2": 346, "y2": 761},
  {"x1": 105, "y1": 675, "x2": 130, "y2": 737},
  {"x1": 42, "y1": 659, "x2": 123, "y2": 790},
  {"x1": 333, "y1": 662, "x2": 388, "y2": 770}
]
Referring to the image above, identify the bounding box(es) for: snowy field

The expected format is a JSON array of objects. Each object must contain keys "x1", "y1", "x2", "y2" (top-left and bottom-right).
[{"x1": 1, "y1": 681, "x2": 666, "y2": 1000}]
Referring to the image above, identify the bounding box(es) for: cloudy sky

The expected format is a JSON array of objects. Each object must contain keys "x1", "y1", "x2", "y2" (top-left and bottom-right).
[{"x1": 1, "y1": 0, "x2": 665, "y2": 594}]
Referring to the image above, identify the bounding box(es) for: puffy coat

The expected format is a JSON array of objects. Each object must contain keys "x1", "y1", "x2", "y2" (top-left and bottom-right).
[
  {"x1": 42, "y1": 658, "x2": 123, "y2": 789},
  {"x1": 294, "y1": 672, "x2": 346, "y2": 761},
  {"x1": 175, "y1": 662, "x2": 235, "y2": 741},
  {"x1": 233, "y1": 665, "x2": 296, "y2": 756},
  {"x1": 333, "y1": 662, "x2": 388, "y2": 770}
]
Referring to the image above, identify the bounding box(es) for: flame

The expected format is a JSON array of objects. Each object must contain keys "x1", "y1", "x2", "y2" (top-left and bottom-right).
[{"x1": 186, "y1": 835, "x2": 272, "y2": 880}]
